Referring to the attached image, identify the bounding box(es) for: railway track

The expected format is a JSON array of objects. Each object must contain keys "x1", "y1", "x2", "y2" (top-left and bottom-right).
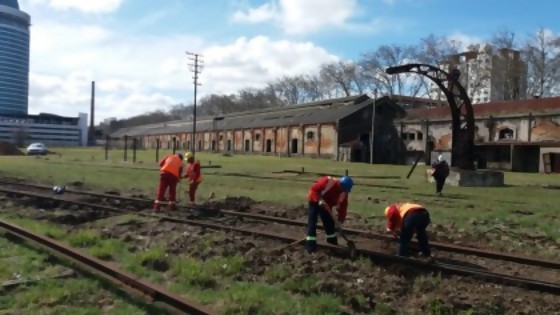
[
  {"x1": 0, "y1": 181, "x2": 559, "y2": 295},
  {"x1": 9, "y1": 161, "x2": 407, "y2": 190},
  {"x1": 0, "y1": 218, "x2": 220, "y2": 315},
  {"x1": 1, "y1": 179, "x2": 558, "y2": 270}
]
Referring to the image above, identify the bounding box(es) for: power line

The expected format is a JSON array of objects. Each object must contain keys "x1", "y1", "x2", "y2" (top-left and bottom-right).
[{"x1": 186, "y1": 51, "x2": 204, "y2": 156}]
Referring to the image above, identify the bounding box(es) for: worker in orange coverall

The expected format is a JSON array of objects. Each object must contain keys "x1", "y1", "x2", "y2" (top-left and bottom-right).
[
  {"x1": 384, "y1": 202, "x2": 433, "y2": 262},
  {"x1": 183, "y1": 152, "x2": 202, "y2": 205},
  {"x1": 154, "y1": 152, "x2": 184, "y2": 211},
  {"x1": 306, "y1": 175, "x2": 354, "y2": 253}
]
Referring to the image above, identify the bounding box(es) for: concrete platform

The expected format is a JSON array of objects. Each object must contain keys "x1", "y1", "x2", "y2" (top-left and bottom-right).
[{"x1": 426, "y1": 168, "x2": 505, "y2": 187}]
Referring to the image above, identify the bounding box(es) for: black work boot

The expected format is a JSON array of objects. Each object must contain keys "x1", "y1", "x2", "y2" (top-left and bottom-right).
[
  {"x1": 327, "y1": 237, "x2": 338, "y2": 245},
  {"x1": 305, "y1": 240, "x2": 317, "y2": 253}
]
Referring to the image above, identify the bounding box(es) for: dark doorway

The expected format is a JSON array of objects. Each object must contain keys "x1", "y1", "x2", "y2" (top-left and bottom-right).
[
  {"x1": 198, "y1": 140, "x2": 202, "y2": 151},
  {"x1": 266, "y1": 139, "x2": 272, "y2": 153},
  {"x1": 211, "y1": 140, "x2": 216, "y2": 151},
  {"x1": 227, "y1": 140, "x2": 232, "y2": 151},
  {"x1": 244, "y1": 139, "x2": 250, "y2": 152},
  {"x1": 291, "y1": 138, "x2": 298, "y2": 154}
]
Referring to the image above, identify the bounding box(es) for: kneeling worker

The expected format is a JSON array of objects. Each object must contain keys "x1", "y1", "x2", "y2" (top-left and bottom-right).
[
  {"x1": 384, "y1": 202, "x2": 433, "y2": 261},
  {"x1": 306, "y1": 175, "x2": 354, "y2": 253}
]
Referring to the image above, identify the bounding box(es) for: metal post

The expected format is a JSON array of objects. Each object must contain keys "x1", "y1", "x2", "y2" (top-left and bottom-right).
[
  {"x1": 187, "y1": 51, "x2": 204, "y2": 157},
  {"x1": 370, "y1": 89, "x2": 378, "y2": 164},
  {"x1": 156, "y1": 138, "x2": 160, "y2": 162},
  {"x1": 104, "y1": 136, "x2": 109, "y2": 160},
  {"x1": 132, "y1": 138, "x2": 137, "y2": 163},
  {"x1": 124, "y1": 136, "x2": 128, "y2": 162}
]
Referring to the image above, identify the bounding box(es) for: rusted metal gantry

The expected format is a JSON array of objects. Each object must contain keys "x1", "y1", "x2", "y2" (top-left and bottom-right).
[
  {"x1": 386, "y1": 64, "x2": 476, "y2": 170},
  {"x1": 1, "y1": 184, "x2": 560, "y2": 294}
]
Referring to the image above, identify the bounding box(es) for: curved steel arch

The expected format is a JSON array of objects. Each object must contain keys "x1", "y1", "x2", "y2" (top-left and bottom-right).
[{"x1": 386, "y1": 63, "x2": 475, "y2": 170}]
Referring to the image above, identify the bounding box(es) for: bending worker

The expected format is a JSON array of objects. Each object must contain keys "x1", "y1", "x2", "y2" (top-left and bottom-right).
[
  {"x1": 154, "y1": 152, "x2": 184, "y2": 211},
  {"x1": 183, "y1": 152, "x2": 202, "y2": 205},
  {"x1": 384, "y1": 202, "x2": 433, "y2": 261},
  {"x1": 306, "y1": 175, "x2": 354, "y2": 253}
]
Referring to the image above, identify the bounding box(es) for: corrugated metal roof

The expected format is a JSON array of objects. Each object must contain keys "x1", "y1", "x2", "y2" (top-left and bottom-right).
[
  {"x1": 111, "y1": 94, "x2": 372, "y2": 138},
  {"x1": 400, "y1": 97, "x2": 560, "y2": 121}
]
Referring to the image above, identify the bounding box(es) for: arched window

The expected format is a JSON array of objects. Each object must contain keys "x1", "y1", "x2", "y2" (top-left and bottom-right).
[{"x1": 499, "y1": 128, "x2": 514, "y2": 140}]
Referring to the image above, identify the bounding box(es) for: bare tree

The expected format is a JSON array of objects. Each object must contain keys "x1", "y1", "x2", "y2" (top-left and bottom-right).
[
  {"x1": 523, "y1": 27, "x2": 560, "y2": 97},
  {"x1": 360, "y1": 44, "x2": 419, "y2": 97},
  {"x1": 319, "y1": 60, "x2": 365, "y2": 97},
  {"x1": 271, "y1": 76, "x2": 311, "y2": 105},
  {"x1": 417, "y1": 34, "x2": 462, "y2": 65},
  {"x1": 414, "y1": 34, "x2": 465, "y2": 99},
  {"x1": 299, "y1": 74, "x2": 326, "y2": 101}
]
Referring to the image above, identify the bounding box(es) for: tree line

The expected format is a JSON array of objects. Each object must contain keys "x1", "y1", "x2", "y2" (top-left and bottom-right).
[{"x1": 104, "y1": 28, "x2": 560, "y2": 134}]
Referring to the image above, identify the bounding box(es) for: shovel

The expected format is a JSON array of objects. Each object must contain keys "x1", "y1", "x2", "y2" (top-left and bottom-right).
[{"x1": 325, "y1": 206, "x2": 357, "y2": 260}]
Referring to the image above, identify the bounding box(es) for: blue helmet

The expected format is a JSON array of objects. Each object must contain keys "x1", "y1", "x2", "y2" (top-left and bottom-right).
[{"x1": 339, "y1": 176, "x2": 353, "y2": 193}]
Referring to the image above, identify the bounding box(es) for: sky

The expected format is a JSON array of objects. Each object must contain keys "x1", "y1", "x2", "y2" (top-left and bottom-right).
[{"x1": 15, "y1": 0, "x2": 560, "y2": 124}]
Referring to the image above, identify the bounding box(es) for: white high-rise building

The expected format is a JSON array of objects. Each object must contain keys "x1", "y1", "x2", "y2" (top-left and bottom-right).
[{"x1": 430, "y1": 44, "x2": 528, "y2": 104}]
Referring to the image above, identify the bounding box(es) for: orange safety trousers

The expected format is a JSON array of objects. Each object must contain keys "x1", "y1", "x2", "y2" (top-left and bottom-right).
[{"x1": 156, "y1": 172, "x2": 179, "y2": 204}]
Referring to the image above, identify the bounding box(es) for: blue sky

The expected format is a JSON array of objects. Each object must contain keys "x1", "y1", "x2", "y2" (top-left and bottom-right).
[{"x1": 15, "y1": 0, "x2": 560, "y2": 123}]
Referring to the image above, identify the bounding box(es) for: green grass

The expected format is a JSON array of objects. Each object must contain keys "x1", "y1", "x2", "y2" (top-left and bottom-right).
[
  {"x1": 0, "y1": 233, "x2": 67, "y2": 282},
  {"x1": 0, "y1": 230, "x2": 158, "y2": 314},
  {"x1": 2, "y1": 148, "x2": 559, "y2": 256},
  {"x1": 0, "y1": 214, "x2": 370, "y2": 315}
]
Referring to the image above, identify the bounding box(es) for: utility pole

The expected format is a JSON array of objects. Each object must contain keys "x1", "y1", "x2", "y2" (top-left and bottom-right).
[
  {"x1": 186, "y1": 51, "x2": 204, "y2": 156},
  {"x1": 369, "y1": 89, "x2": 378, "y2": 164},
  {"x1": 88, "y1": 81, "x2": 96, "y2": 146}
]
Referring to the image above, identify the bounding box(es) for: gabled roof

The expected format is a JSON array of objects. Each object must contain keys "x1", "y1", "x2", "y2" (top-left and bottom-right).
[
  {"x1": 111, "y1": 94, "x2": 372, "y2": 138},
  {"x1": 399, "y1": 97, "x2": 560, "y2": 122}
]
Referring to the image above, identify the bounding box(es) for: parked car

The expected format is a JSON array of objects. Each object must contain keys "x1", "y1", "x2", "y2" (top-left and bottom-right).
[{"x1": 26, "y1": 143, "x2": 48, "y2": 155}]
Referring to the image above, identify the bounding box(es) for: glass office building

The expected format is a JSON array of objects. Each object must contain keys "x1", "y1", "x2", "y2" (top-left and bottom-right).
[{"x1": 0, "y1": 0, "x2": 30, "y2": 115}]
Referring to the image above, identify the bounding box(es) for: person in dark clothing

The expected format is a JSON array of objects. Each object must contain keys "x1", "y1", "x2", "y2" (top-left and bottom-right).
[
  {"x1": 305, "y1": 176, "x2": 353, "y2": 253},
  {"x1": 384, "y1": 203, "x2": 433, "y2": 262},
  {"x1": 431, "y1": 155, "x2": 449, "y2": 196}
]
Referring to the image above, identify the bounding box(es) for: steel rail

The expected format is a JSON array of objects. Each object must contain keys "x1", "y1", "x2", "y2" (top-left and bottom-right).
[
  {"x1": 0, "y1": 186, "x2": 560, "y2": 294},
  {"x1": 0, "y1": 180, "x2": 558, "y2": 270},
  {"x1": 0, "y1": 219, "x2": 220, "y2": 315},
  {"x1": 1, "y1": 193, "x2": 560, "y2": 294}
]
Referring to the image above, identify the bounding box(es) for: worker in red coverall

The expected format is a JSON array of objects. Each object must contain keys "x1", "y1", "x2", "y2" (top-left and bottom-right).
[
  {"x1": 183, "y1": 152, "x2": 202, "y2": 205},
  {"x1": 154, "y1": 152, "x2": 184, "y2": 211},
  {"x1": 306, "y1": 176, "x2": 354, "y2": 253},
  {"x1": 384, "y1": 202, "x2": 433, "y2": 261}
]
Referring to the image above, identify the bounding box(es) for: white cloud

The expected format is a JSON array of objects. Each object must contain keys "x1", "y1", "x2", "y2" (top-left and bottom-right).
[
  {"x1": 447, "y1": 32, "x2": 484, "y2": 51},
  {"x1": 26, "y1": 15, "x2": 338, "y2": 123},
  {"x1": 22, "y1": 0, "x2": 124, "y2": 13},
  {"x1": 232, "y1": 0, "x2": 360, "y2": 35}
]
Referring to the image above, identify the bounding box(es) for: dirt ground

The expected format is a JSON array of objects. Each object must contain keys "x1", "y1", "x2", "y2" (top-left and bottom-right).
[{"x1": 1, "y1": 190, "x2": 560, "y2": 315}]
